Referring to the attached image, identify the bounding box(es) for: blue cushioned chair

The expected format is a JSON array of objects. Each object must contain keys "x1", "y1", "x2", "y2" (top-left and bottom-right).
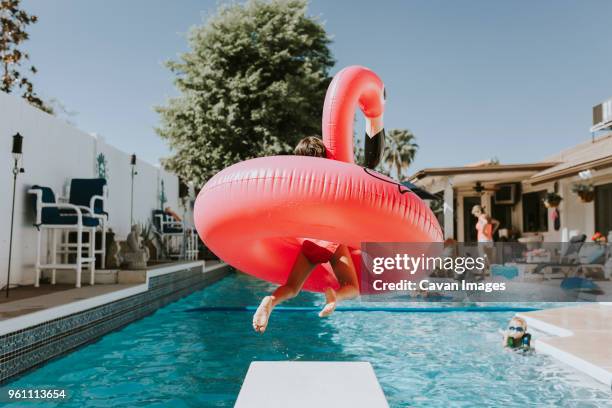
[
  {"x1": 29, "y1": 185, "x2": 98, "y2": 288},
  {"x1": 65, "y1": 178, "x2": 108, "y2": 268}
]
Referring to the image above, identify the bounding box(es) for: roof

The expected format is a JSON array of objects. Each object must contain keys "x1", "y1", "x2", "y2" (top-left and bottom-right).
[
  {"x1": 400, "y1": 181, "x2": 439, "y2": 200},
  {"x1": 528, "y1": 133, "x2": 612, "y2": 185},
  {"x1": 410, "y1": 134, "x2": 612, "y2": 187},
  {"x1": 409, "y1": 162, "x2": 558, "y2": 181}
]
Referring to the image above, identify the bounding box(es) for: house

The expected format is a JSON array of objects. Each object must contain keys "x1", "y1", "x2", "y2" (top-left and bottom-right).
[
  {"x1": 410, "y1": 161, "x2": 555, "y2": 242},
  {"x1": 410, "y1": 100, "x2": 612, "y2": 243}
]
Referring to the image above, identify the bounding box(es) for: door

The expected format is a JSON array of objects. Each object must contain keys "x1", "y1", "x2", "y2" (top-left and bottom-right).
[
  {"x1": 492, "y1": 203, "x2": 512, "y2": 240},
  {"x1": 463, "y1": 196, "x2": 481, "y2": 243},
  {"x1": 595, "y1": 183, "x2": 612, "y2": 237}
]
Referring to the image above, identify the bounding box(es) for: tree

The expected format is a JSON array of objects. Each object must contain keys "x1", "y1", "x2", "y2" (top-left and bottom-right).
[
  {"x1": 382, "y1": 129, "x2": 418, "y2": 180},
  {"x1": 0, "y1": 0, "x2": 50, "y2": 112},
  {"x1": 156, "y1": 0, "x2": 334, "y2": 186}
]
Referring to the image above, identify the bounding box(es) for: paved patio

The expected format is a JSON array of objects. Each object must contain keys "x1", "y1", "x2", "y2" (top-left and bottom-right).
[
  {"x1": 0, "y1": 283, "x2": 75, "y2": 305},
  {"x1": 0, "y1": 260, "x2": 223, "y2": 321},
  {"x1": 519, "y1": 303, "x2": 612, "y2": 387},
  {"x1": 0, "y1": 284, "x2": 138, "y2": 320}
]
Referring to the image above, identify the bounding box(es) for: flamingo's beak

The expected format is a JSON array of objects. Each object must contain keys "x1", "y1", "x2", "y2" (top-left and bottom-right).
[{"x1": 364, "y1": 115, "x2": 385, "y2": 169}]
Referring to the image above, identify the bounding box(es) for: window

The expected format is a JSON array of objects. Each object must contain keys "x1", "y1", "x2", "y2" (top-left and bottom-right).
[
  {"x1": 522, "y1": 190, "x2": 548, "y2": 232},
  {"x1": 595, "y1": 183, "x2": 612, "y2": 236}
]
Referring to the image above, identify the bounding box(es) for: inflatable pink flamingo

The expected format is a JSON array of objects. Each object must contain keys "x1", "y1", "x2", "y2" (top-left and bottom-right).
[{"x1": 194, "y1": 66, "x2": 442, "y2": 292}]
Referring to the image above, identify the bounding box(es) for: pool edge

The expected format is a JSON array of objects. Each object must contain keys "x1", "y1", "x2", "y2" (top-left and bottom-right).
[
  {"x1": 0, "y1": 262, "x2": 233, "y2": 383},
  {"x1": 517, "y1": 304, "x2": 612, "y2": 389}
]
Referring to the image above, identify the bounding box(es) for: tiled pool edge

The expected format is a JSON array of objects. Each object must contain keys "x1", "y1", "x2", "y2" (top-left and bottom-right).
[{"x1": 0, "y1": 261, "x2": 232, "y2": 383}]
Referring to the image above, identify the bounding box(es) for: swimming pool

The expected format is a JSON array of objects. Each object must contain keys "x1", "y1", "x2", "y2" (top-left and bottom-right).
[{"x1": 7, "y1": 273, "x2": 611, "y2": 407}]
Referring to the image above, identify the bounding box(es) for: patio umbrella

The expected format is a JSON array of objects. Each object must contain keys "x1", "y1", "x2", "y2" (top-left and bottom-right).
[{"x1": 400, "y1": 181, "x2": 438, "y2": 200}]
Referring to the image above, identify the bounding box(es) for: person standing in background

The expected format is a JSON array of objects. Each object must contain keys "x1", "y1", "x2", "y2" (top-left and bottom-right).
[{"x1": 471, "y1": 205, "x2": 500, "y2": 275}]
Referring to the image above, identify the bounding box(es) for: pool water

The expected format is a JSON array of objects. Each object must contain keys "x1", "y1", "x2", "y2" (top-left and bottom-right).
[{"x1": 7, "y1": 274, "x2": 611, "y2": 407}]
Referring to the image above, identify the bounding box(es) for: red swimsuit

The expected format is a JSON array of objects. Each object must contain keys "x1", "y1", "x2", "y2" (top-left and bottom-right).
[{"x1": 301, "y1": 239, "x2": 340, "y2": 264}]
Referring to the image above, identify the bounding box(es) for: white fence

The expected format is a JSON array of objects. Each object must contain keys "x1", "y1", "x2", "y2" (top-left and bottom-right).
[{"x1": 0, "y1": 92, "x2": 182, "y2": 286}]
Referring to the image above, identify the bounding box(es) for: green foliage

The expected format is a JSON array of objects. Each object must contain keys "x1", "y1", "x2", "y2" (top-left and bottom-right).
[
  {"x1": 0, "y1": 0, "x2": 50, "y2": 112},
  {"x1": 543, "y1": 191, "x2": 562, "y2": 207},
  {"x1": 382, "y1": 129, "x2": 418, "y2": 181},
  {"x1": 353, "y1": 129, "x2": 419, "y2": 179},
  {"x1": 572, "y1": 182, "x2": 595, "y2": 203},
  {"x1": 139, "y1": 222, "x2": 153, "y2": 242},
  {"x1": 156, "y1": 0, "x2": 334, "y2": 186},
  {"x1": 571, "y1": 182, "x2": 594, "y2": 194}
]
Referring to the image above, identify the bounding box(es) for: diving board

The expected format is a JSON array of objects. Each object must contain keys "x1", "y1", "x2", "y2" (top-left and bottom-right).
[{"x1": 235, "y1": 361, "x2": 389, "y2": 408}]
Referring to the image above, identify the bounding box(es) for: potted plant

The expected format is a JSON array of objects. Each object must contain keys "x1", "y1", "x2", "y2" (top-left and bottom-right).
[
  {"x1": 571, "y1": 182, "x2": 595, "y2": 203},
  {"x1": 139, "y1": 222, "x2": 158, "y2": 261},
  {"x1": 543, "y1": 192, "x2": 562, "y2": 208},
  {"x1": 591, "y1": 232, "x2": 607, "y2": 244}
]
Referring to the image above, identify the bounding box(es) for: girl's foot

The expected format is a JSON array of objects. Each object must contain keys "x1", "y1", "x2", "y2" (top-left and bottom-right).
[
  {"x1": 253, "y1": 296, "x2": 274, "y2": 333},
  {"x1": 319, "y1": 287, "x2": 337, "y2": 317}
]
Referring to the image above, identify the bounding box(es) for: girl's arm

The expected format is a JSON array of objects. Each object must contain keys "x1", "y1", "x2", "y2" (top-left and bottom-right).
[{"x1": 490, "y1": 218, "x2": 500, "y2": 234}]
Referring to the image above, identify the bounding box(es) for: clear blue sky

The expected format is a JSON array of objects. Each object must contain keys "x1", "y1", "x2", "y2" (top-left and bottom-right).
[{"x1": 20, "y1": 0, "x2": 612, "y2": 172}]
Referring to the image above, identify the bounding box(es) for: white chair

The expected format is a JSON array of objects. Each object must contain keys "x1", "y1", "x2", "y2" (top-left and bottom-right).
[
  {"x1": 153, "y1": 210, "x2": 200, "y2": 260},
  {"x1": 153, "y1": 210, "x2": 184, "y2": 259},
  {"x1": 29, "y1": 186, "x2": 98, "y2": 288},
  {"x1": 64, "y1": 178, "x2": 108, "y2": 268}
]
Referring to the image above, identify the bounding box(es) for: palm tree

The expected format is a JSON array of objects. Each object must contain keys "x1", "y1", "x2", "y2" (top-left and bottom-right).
[{"x1": 382, "y1": 129, "x2": 418, "y2": 180}]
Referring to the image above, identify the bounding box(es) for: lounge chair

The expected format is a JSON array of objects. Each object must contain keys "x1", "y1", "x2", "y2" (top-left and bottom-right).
[
  {"x1": 533, "y1": 234, "x2": 586, "y2": 279},
  {"x1": 572, "y1": 244, "x2": 610, "y2": 280}
]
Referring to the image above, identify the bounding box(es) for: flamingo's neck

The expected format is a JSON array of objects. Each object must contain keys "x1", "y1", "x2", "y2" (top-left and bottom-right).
[
  {"x1": 365, "y1": 115, "x2": 384, "y2": 139},
  {"x1": 322, "y1": 66, "x2": 385, "y2": 165}
]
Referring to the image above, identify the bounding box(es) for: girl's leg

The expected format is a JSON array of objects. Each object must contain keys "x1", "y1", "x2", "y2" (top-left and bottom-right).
[
  {"x1": 320, "y1": 245, "x2": 359, "y2": 317},
  {"x1": 253, "y1": 252, "x2": 316, "y2": 333}
]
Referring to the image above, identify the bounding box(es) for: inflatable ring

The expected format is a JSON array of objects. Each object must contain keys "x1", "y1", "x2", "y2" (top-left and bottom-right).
[{"x1": 194, "y1": 66, "x2": 443, "y2": 292}]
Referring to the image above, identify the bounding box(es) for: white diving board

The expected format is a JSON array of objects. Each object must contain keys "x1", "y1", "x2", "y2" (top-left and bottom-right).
[{"x1": 235, "y1": 361, "x2": 389, "y2": 408}]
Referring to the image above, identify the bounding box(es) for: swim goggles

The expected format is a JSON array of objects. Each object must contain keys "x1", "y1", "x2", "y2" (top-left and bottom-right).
[{"x1": 507, "y1": 326, "x2": 524, "y2": 332}]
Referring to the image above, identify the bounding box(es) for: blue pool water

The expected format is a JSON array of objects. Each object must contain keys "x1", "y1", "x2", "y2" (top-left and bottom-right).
[{"x1": 7, "y1": 274, "x2": 611, "y2": 407}]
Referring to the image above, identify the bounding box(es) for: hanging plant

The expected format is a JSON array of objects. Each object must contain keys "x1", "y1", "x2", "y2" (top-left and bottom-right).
[
  {"x1": 543, "y1": 192, "x2": 562, "y2": 208},
  {"x1": 571, "y1": 182, "x2": 595, "y2": 203}
]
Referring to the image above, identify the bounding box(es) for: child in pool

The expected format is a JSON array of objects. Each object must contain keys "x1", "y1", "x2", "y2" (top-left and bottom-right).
[
  {"x1": 252, "y1": 136, "x2": 360, "y2": 333},
  {"x1": 502, "y1": 316, "x2": 532, "y2": 351}
]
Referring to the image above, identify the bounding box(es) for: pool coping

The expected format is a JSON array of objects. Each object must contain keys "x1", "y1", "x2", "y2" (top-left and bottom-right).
[{"x1": 517, "y1": 303, "x2": 612, "y2": 389}]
